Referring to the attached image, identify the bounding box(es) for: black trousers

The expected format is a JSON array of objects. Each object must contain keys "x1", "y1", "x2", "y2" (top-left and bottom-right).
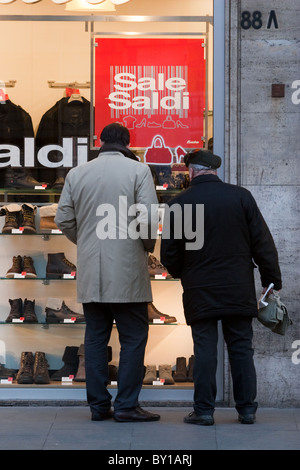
[
  {"x1": 191, "y1": 316, "x2": 258, "y2": 416},
  {"x1": 83, "y1": 302, "x2": 148, "y2": 414}
]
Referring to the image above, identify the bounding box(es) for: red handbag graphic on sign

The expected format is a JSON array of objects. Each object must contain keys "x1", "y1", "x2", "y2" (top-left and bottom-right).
[
  {"x1": 93, "y1": 38, "x2": 206, "y2": 155},
  {"x1": 144, "y1": 135, "x2": 174, "y2": 165}
]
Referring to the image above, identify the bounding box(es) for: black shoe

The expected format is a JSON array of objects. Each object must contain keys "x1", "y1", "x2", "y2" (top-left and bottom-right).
[
  {"x1": 91, "y1": 409, "x2": 113, "y2": 421},
  {"x1": 238, "y1": 413, "x2": 256, "y2": 424},
  {"x1": 114, "y1": 406, "x2": 160, "y2": 422},
  {"x1": 184, "y1": 411, "x2": 214, "y2": 426}
]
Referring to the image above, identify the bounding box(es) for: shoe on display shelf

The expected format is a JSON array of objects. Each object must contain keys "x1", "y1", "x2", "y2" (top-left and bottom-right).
[
  {"x1": 21, "y1": 203, "x2": 37, "y2": 234},
  {"x1": 4, "y1": 169, "x2": 47, "y2": 189},
  {"x1": 45, "y1": 300, "x2": 85, "y2": 323},
  {"x1": 5, "y1": 298, "x2": 38, "y2": 323},
  {"x1": 5, "y1": 298, "x2": 22, "y2": 322},
  {"x1": 0, "y1": 363, "x2": 16, "y2": 380},
  {"x1": 46, "y1": 252, "x2": 76, "y2": 279},
  {"x1": 158, "y1": 364, "x2": 174, "y2": 385},
  {"x1": 143, "y1": 365, "x2": 157, "y2": 384},
  {"x1": 16, "y1": 351, "x2": 34, "y2": 384},
  {"x1": 148, "y1": 254, "x2": 172, "y2": 279},
  {"x1": 5, "y1": 255, "x2": 37, "y2": 279},
  {"x1": 0, "y1": 204, "x2": 22, "y2": 233},
  {"x1": 33, "y1": 351, "x2": 50, "y2": 384},
  {"x1": 39, "y1": 204, "x2": 59, "y2": 232},
  {"x1": 147, "y1": 302, "x2": 177, "y2": 324},
  {"x1": 173, "y1": 356, "x2": 188, "y2": 382},
  {"x1": 51, "y1": 346, "x2": 79, "y2": 381}
]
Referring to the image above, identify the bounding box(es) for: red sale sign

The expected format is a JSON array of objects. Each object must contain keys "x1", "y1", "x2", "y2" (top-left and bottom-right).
[{"x1": 93, "y1": 38, "x2": 206, "y2": 161}]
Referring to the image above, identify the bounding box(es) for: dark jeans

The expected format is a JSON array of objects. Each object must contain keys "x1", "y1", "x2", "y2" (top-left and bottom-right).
[
  {"x1": 83, "y1": 302, "x2": 148, "y2": 414},
  {"x1": 191, "y1": 316, "x2": 258, "y2": 416}
]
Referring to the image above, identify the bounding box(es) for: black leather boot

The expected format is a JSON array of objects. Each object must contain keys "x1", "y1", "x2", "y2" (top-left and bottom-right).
[
  {"x1": 173, "y1": 356, "x2": 188, "y2": 382},
  {"x1": 23, "y1": 298, "x2": 38, "y2": 323},
  {"x1": 46, "y1": 253, "x2": 76, "y2": 279},
  {"x1": 5, "y1": 298, "x2": 22, "y2": 322},
  {"x1": 51, "y1": 346, "x2": 79, "y2": 381}
]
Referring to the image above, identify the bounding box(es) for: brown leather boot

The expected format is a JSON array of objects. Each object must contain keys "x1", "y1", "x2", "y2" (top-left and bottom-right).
[
  {"x1": 21, "y1": 203, "x2": 37, "y2": 234},
  {"x1": 39, "y1": 204, "x2": 59, "y2": 232},
  {"x1": 23, "y1": 256, "x2": 37, "y2": 278},
  {"x1": 33, "y1": 351, "x2": 50, "y2": 384},
  {"x1": 173, "y1": 357, "x2": 188, "y2": 382},
  {"x1": 147, "y1": 302, "x2": 177, "y2": 324},
  {"x1": 6, "y1": 255, "x2": 23, "y2": 278},
  {"x1": 16, "y1": 352, "x2": 34, "y2": 384},
  {"x1": 0, "y1": 204, "x2": 22, "y2": 233}
]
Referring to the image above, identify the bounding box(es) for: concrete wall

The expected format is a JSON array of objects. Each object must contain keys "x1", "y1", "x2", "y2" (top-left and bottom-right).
[{"x1": 224, "y1": 0, "x2": 300, "y2": 406}]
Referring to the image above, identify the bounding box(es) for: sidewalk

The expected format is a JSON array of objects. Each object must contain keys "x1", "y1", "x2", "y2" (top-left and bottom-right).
[{"x1": 0, "y1": 406, "x2": 299, "y2": 451}]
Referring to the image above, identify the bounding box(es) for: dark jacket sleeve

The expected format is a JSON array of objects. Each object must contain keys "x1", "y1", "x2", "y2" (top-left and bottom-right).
[
  {"x1": 160, "y1": 202, "x2": 185, "y2": 279},
  {"x1": 243, "y1": 191, "x2": 282, "y2": 290}
]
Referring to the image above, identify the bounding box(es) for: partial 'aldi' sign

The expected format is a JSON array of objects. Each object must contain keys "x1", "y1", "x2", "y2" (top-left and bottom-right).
[{"x1": 93, "y1": 38, "x2": 206, "y2": 157}]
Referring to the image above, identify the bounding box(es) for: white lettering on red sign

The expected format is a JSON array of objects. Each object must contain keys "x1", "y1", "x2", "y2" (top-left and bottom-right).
[{"x1": 108, "y1": 71, "x2": 189, "y2": 111}]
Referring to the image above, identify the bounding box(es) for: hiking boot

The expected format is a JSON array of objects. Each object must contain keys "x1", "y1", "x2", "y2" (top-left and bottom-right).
[
  {"x1": 184, "y1": 411, "x2": 214, "y2": 426},
  {"x1": 5, "y1": 298, "x2": 22, "y2": 322},
  {"x1": 6, "y1": 255, "x2": 23, "y2": 278},
  {"x1": 46, "y1": 253, "x2": 76, "y2": 279},
  {"x1": 51, "y1": 346, "x2": 79, "y2": 381},
  {"x1": 52, "y1": 177, "x2": 65, "y2": 190},
  {"x1": 147, "y1": 302, "x2": 177, "y2": 324},
  {"x1": 23, "y1": 256, "x2": 37, "y2": 278},
  {"x1": 173, "y1": 357, "x2": 188, "y2": 382},
  {"x1": 33, "y1": 351, "x2": 50, "y2": 384},
  {"x1": 0, "y1": 204, "x2": 22, "y2": 233},
  {"x1": 143, "y1": 365, "x2": 157, "y2": 384},
  {"x1": 158, "y1": 364, "x2": 174, "y2": 384},
  {"x1": 23, "y1": 298, "x2": 38, "y2": 323},
  {"x1": 21, "y1": 204, "x2": 37, "y2": 234},
  {"x1": 16, "y1": 352, "x2": 34, "y2": 384},
  {"x1": 45, "y1": 301, "x2": 85, "y2": 323},
  {"x1": 148, "y1": 254, "x2": 172, "y2": 278}
]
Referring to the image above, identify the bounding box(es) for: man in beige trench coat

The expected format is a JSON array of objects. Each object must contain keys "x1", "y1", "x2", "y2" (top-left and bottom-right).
[{"x1": 55, "y1": 123, "x2": 160, "y2": 422}]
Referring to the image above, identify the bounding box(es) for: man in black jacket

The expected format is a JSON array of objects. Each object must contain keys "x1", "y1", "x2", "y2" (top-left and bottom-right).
[{"x1": 160, "y1": 149, "x2": 282, "y2": 425}]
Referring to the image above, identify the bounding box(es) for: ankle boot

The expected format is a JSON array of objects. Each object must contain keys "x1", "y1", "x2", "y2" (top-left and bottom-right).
[
  {"x1": 33, "y1": 351, "x2": 50, "y2": 384},
  {"x1": 23, "y1": 256, "x2": 37, "y2": 278},
  {"x1": 51, "y1": 346, "x2": 79, "y2": 381},
  {"x1": 0, "y1": 363, "x2": 16, "y2": 380},
  {"x1": 39, "y1": 204, "x2": 59, "y2": 231},
  {"x1": 148, "y1": 254, "x2": 172, "y2": 278},
  {"x1": 74, "y1": 344, "x2": 85, "y2": 382},
  {"x1": 16, "y1": 352, "x2": 34, "y2": 384},
  {"x1": 21, "y1": 203, "x2": 37, "y2": 234},
  {"x1": 5, "y1": 298, "x2": 22, "y2": 322},
  {"x1": 143, "y1": 365, "x2": 157, "y2": 384},
  {"x1": 158, "y1": 364, "x2": 174, "y2": 384},
  {"x1": 23, "y1": 298, "x2": 38, "y2": 323},
  {"x1": 187, "y1": 355, "x2": 194, "y2": 382},
  {"x1": 46, "y1": 253, "x2": 76, "y2": 279},
  {"x1": 6, "y1": 255, "x2": 23, "y2": 278},
  {"x1": 173, "y1": 357, "x2": 188, "y2": 382},
  {"x1": 147, "y1": 303, "x2": 177, "y2": 324},
  {"x1": 109, "y1": 364, "x2": 118, "y2": 382},
  {"x1": 0, "y1": 204, "x2": 22, "y2": 233}
]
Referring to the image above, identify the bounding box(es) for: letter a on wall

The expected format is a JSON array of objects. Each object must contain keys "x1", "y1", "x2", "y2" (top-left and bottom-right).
[{"x1": 93, "y1": 38, "x2": 206, "y2": 154}]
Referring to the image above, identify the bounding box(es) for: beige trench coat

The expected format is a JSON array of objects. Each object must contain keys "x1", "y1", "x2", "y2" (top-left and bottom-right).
[{"x1": 55, "y1": 151, "x2": 159, "y2": 303}]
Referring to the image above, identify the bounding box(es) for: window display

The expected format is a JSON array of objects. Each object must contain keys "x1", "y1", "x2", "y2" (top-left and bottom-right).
[{"x1": 0, "y1": 4, "x2": 214, "y2": 399}]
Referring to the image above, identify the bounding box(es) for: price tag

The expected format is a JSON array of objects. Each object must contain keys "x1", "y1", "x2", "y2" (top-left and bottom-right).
[
  {"x1": 110, "y1": 381, "x2": 117, "y2": 385},
  {"x1": 61, "y1": 375, "x2": 74, "y2": 385},
  {"x1": 11, "y1": 228, "x2": 24, "y2": 234},
  {"x1": 34, "y1": 184, "x2": 47, "y2": 190},
  {"x1": 154, "y1": 273, "x2": 168, "y2": 280},
  {"x1": 1, "y1": 377, "x2": 13, "y2": 384},
  {"x1": 153, "y1": 317, "x2": 165, "y2": 324},
  {"x1": 63, "y1": 272, "x2": 76, "y2": 279},
  {"x1": 156, "y1": 185, "x2": 168, "y2": 190},
  {"x1": 152, "y1": 379, "x2": 164, "y2": 386},
  {"x1": 12, "y1": 317, "x2": 24, "y2": 323},
  {"x1": 63, "y1": 317, "x2": 76, "y2": 323},
  {"x1": 51, "y1": 229, "x2": 62, "y2": 234},
  {"x1": 14, "y1": 273, "x2": 26, "y2": 278}
]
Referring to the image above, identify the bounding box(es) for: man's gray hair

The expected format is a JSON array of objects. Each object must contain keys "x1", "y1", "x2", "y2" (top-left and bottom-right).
[{"x1": 189, "y1": 163, "x2": 212, "y2": 171}]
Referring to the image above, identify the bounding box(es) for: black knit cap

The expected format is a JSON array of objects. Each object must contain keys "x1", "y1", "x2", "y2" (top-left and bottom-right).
[{"x1": 184, "y1": 149, "x2": 222, "y2": 169}]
